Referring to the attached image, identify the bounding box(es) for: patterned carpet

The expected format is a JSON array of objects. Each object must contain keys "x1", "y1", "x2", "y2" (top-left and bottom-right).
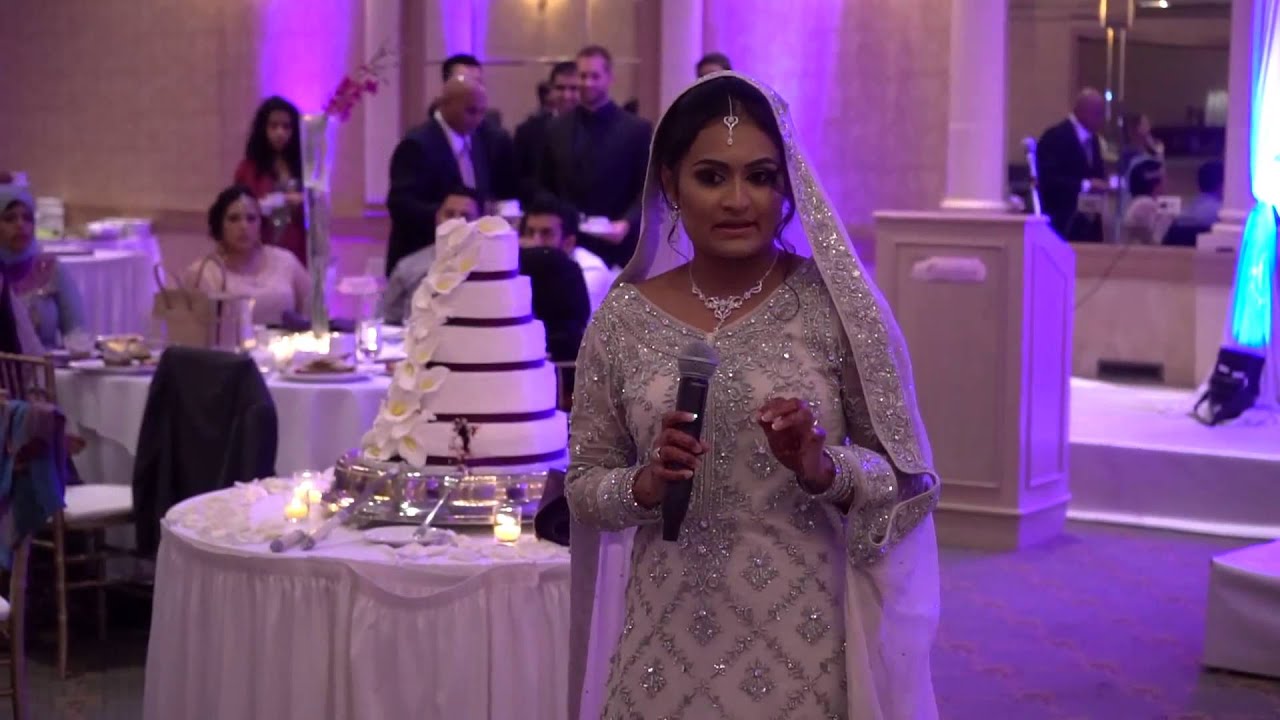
[{"x1": 15, "y1": 521, "x2": 1280, "y2": 719}]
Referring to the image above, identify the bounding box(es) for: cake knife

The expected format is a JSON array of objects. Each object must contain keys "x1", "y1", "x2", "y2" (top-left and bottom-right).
[{"x1": 412, "y1": 476, "x2": 460, "y2": 541}]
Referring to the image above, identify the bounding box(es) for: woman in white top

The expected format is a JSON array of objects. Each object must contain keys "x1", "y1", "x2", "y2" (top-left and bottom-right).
[
  {"x1": 1121, "y1": 158, "x2": 1175, "y2": 245},
  {"x1": 187, "y1": 185, "x2": 310, "y2": 325}
]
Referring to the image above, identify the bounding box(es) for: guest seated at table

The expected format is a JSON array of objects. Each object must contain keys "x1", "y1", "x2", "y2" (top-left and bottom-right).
[
  {"x1": 379, "y1": 186, "x2": 480, "y2": 324},
  {"x1": 234, "y1": 96, "x2": 307, "y2": 265},
  {"x1": 518, "y1": 194, "x2": 616, "y2": 312},
  {"x1": 518, "y1": 246, "x2": 590, "y2": 363},
  {"x1": 187, "y1": 185, "x2": 310, "y2": 326},
  {"x1": 0, "y1": 183, "x2": 85, "y2": 350},
  {"x1": 1121, "y1": 158, "x2": 1175, "y2": 245}
]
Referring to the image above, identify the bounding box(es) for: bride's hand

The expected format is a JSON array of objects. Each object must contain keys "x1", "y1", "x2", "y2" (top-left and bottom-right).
[
  {"x1": 758, "y1": 398, "x2": 833, "y2": 493},
  {"x1": 632, "y1": 411, "x2": 705, "y2": 508}
]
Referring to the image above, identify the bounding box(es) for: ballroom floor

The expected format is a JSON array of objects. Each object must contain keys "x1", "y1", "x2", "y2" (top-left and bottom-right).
[{"x1": 17, "y1": 521, "x2": 1280, "y2": 720}]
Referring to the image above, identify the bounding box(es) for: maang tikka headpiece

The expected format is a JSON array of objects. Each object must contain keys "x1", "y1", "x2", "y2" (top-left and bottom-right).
[{"x1": 723, "y1": 95, "x2": 739, "y2": 146}]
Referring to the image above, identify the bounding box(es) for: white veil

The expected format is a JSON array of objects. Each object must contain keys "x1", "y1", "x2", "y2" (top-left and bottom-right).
[{"x1": 569, "y1": 72, "x2": 941, "y2": 720}]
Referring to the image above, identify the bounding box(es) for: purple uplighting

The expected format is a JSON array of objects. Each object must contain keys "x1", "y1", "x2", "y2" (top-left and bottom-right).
[{"x1": 256, "y1": 0, "x2": 357, "y2": 112}]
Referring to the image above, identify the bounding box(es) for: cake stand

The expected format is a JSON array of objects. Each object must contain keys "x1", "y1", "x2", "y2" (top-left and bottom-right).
[{"x1": 328, "y1": 450, "x2": 553, "y2": 526}]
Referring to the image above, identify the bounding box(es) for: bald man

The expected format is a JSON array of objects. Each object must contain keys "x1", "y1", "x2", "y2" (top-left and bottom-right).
[
  {"x1": 385, "y1": 77, "x2": 516, "y2": 274},
  {"x1": 1035, "y1": 88, "x2": 1110, "y2": 242}
]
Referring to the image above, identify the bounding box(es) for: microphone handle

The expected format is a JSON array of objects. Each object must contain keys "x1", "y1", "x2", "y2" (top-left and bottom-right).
[{"x1": 662, "y1": 376, "x2": 709, "y2": 542}]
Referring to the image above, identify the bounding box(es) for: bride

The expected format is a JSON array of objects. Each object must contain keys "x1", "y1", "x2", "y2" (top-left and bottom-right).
[{"x1": 565, "y1": 72, "x2": 941, "y2": 719}]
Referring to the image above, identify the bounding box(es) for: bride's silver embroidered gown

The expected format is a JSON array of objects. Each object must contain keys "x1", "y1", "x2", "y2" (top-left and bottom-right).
[{"x1": 568, "y1": 261, "x2": 898, "y2": 720}]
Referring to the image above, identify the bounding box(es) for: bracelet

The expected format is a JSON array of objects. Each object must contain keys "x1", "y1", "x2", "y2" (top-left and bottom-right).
[{"x1": 799, "y1": 447, "x2": 856, "y2": 504}]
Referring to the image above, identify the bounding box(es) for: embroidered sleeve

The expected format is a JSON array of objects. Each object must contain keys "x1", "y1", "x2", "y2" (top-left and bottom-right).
[{"x1": 564, "y1": 308, "x2": 659, "y2": 530}]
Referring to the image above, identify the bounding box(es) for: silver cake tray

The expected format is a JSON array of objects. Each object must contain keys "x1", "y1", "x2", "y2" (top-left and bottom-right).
[{"x1": 328, "y1": 450, "x2": 553, "y2": 526}]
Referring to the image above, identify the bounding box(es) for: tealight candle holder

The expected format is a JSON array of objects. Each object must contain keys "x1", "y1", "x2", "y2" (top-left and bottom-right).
[
  {"x1": 284, "y1": 497, "x2": 308, "y2": 523},
  {"x1": 493, "y1": 502, "x2": 522, "y2": 545}
]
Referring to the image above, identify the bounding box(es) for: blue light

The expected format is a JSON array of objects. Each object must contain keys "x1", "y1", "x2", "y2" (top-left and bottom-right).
[{"x1": 1229, "y1": 203, "x2": 1276, "y2": 348}]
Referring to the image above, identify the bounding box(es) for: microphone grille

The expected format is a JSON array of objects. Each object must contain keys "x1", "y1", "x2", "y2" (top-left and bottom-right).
[{"x1": 677, "y1": 340, "x2": 720, "y2": 380}]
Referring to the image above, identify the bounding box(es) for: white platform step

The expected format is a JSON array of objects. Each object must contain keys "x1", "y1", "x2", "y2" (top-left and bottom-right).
[{"x1": 1203, "y1": 540, "x2": 1280, "y2": 678}]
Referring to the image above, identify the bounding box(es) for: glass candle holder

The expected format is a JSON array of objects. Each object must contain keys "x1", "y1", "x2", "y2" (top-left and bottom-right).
[
  {"x1": 284, "y1": 497, "x2": 308, "y2": 523},
  {"x1": 493, "y1": 502, "x2": 522, "y2": 544}
]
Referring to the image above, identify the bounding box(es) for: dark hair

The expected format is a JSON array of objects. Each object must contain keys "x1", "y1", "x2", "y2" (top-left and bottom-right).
[
  {"x1": 576, "y1": 45, "x2": 612, "y2": 71},
  {"x1": 444, "y1": 185, "x2": 481, "y2": 206},
  {"x1": 520, "y1": 194, "x2": 579, "y2": 239},
  {"x1": 537, "y1": 81, "x2": 551, "y2": 105},
  {"x1": 696, "y1": 52, "x2": 732, "y2": 73},
  {"x1": 653, "y1": 76, "x2": 794, "y2": 233},
  {"x1": 208, "y1": 185, "x2": 259, "y2": 242},
  {"x1": 245, "y1": 96, "x2": 302, "y2": 180},
  {"x1": 442, "y1": 53, "x2": 481, "y2": 83},
  {"x1": 1127, "y1": 158, "x2": 1164, "y2": 197},
  {"x1": 549, "y1": 61, "x2": 577, "y2": 81},
  {"x1": 1198, "y1": 159, "x2": 1225, "y2": 194},
  {"x1": 1122, "y1": 112, "x2": 1147, "y2": 140}
]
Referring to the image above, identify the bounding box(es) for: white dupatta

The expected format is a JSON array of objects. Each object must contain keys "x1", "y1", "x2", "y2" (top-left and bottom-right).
[{"x1": 568, "y1": 72, "x2": 941, "y2": 720}]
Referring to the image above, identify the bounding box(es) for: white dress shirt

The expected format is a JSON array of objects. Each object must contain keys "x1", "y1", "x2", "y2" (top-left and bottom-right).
[
  {"x1": 434, "y1": 110, "x2": 475, "y2": 188},
  {"x1": 572, "y1": 246, "x2": 617, "y2": 312}
]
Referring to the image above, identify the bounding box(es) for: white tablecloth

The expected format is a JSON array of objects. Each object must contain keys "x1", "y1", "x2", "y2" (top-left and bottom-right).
[
  {"x1": 143, "y1": 482, "x2": 570, "y2": 720},
  {"x1": 56, "y1": 369, "x2": 390, "y2": 485},
  {"x1": 59, "y1": 247, "x2": 154, "y2": 337}
]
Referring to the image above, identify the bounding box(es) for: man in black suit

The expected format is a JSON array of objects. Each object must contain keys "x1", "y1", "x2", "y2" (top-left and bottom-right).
[
  {"x1": 1035, "y1": 88, "x2": 1110, "y2": 242},
  {"x1": 539, "y1": 45, "x2": 652, "y2": 269},
  {"x1": 385, "y1": 78, "x2": 515, "y2": 275},
  {"x1": 514, "y1": 61, "x2": 578, "y2": 205}
]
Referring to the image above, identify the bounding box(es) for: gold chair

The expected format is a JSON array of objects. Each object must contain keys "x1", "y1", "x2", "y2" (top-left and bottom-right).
[
  {"x1": 0, "y1": 539, "x2": 31, "y2": 720},
  {"x1": 0, "y1": 352, "x2": 134, "y2": 679}
]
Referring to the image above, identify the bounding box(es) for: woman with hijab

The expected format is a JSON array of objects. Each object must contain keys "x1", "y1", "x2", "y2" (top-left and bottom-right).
[
  {"x1": 565, "y1": 73, "x2": 940, "y2": 719},
  {"x1": 0, "y1": 183, "x2": 85, "y2": 351},
  {"x1": 234, "y1": 96, "x2": 307, "y2": 265}
]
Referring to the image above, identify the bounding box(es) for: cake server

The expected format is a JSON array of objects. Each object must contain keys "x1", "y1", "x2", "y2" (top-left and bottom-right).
[{"x1": 412, "y1": 476, "x2": 460, "y2": 541}]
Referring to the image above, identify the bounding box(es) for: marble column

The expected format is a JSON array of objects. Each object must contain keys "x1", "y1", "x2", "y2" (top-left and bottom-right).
[
  {"x1": 1215, "y1": 0, "x2": 1257, "y2": 233},
  {"x1": 940, "y1": 0, "x2": 1009, "y2": 212},
  {"x1": 363, "y1": 0, "x2": 402, "y2": 206},
  {"x1": 658, "y1": 0, "x2": 704, "y2": 110}
]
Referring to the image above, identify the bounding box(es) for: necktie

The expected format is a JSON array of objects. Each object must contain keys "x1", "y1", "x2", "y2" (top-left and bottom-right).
[
  {"x1": 1082, "y1": 136, "x2": 1094, "y2": 168},
  {"x1": 458, "y1": 138, "x2": 476, "y2": 189}
]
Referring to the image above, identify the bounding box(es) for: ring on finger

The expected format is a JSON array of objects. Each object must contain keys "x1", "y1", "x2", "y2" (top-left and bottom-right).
[{"x1": 651, "y1": 447, "x2": 662, "y2": 463}]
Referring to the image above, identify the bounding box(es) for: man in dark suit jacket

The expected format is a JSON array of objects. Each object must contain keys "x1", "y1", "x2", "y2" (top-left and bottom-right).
[
  {"x1": 539, "y1": 45, "x2": 652, "y2": 269},
  {"x1": 1035, "y1": 88, "x2": 1110, "y2": 242},
  {"x1": 385, "y1": 78, "x2": 515, "y2": 275},
  {"x1": 514, "y1": 61, "x2": 579, "y2": 205}
]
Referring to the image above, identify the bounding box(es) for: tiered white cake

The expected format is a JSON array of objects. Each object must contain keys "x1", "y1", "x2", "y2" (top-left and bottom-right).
[{"x1": 362, "y1": 217, "x2": 567, "y2": 475}]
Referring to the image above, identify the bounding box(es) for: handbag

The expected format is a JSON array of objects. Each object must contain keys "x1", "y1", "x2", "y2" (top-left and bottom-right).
[{"x1": 151, "y1": 256, "x2": 255, "y2": 351}]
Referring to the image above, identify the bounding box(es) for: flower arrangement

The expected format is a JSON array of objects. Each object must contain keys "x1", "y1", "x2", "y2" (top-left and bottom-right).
[
  {"x1": 323, "y1": 45, "x2": 396, "y2": 122},
  {"x1": 361, "y1": 216, "x2": 513, "y2": 466}
]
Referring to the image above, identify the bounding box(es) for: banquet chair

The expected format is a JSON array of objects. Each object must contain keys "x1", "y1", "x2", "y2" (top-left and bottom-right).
[
  {"x1": 553, "y1": 360, "x2": 575, "y2": 413},
  {"x1": 0, "y1": 539, "x2": 31, "y2": 720},
  {"x1": 0, "y1": 352, "x2": 135, "y2": 680}
]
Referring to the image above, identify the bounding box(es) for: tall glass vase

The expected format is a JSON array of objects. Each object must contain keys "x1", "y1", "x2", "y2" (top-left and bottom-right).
[{"x1": 300, "y1": 113, "x2": 335, "y2": 336}]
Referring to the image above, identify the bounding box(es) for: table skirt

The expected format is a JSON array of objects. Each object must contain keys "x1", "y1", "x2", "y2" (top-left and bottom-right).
[{"x1": 143, "y1": 526, "x2": 570, "y2": 720}]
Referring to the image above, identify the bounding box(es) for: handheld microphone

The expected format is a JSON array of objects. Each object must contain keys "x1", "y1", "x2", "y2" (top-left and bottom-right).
[{"x1": 661, "y1": 340, "x2": 719, "y2": 542}]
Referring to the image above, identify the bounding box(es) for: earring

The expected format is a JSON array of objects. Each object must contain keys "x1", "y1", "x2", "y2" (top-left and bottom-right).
[{"x1": 669, "y1": 203, "x2": 681, "y2": 223}]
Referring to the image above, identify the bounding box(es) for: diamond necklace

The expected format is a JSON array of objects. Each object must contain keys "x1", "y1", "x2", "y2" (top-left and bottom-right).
[{"x1": 689, "y1": 253, "x2": 780, "y2": 331}]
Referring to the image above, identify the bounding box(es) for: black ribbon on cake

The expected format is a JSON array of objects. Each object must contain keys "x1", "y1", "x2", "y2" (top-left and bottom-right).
[
  {"x1": 434, "y1": 408, "x2": 558, "y2": 423},
  {"x1": 446, "y1": 314, "x2": 534, "y2": 328},
  {"x1": 467, "y1": 269, "x2": 520, "y2": 281},
  {"x1": 428, "y1": 359, "x2": 545, "y2": 372}
]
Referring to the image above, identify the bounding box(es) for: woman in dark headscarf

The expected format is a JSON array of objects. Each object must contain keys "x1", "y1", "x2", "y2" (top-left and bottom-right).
[{"x1": 0, "y1": 183, "x2": 85, "y2": 352}]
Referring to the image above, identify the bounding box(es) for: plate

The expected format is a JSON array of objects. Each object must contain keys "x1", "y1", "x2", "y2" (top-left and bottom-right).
[
  {"x1": 380, "y1": 325, "x2": 405, "y2": 341},
  {"x1": 68, "y1": 358, "x2": 155, "y2": 375},
  {"x1": 280, "y1": 370, "x2": 368, "y2": 384},
  {"x1": 361, "y1": 526, "x2": 421, "y2": 547}
]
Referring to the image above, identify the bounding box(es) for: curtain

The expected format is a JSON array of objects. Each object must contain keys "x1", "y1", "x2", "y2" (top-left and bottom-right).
[{"x1": 1227, "y1": 0, "x2": 1280, "y2": 406}]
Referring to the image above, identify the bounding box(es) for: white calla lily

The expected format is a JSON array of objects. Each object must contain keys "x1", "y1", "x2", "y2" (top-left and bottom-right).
[
  {"x1": 414, "y1": 365, "x2": 450, "y2": 394},
  {"x1": 474, "y1": 216, "x2": 511, "y2": 238},
  {"x1": 435, "y1": 218, "x2": 470, "y2": 249},
  {"x1": 406, "y1": 334, "x2": 440, "y2": 365},
  {"x1": 395, "y1": 422, "x2": 433, "y2": 467}
]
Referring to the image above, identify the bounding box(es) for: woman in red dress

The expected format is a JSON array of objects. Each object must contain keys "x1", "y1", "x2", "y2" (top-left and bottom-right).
[{"x1": 233, "y1": 96, "x2": 307, "y2": 265}]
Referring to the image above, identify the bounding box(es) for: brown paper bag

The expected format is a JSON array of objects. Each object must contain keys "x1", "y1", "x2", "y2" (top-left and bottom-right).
[{"x1": 151, "y1": 257, "x2": 254, "y2": 350}]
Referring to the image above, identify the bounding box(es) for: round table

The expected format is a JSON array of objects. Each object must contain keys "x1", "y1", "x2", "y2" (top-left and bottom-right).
[
  {"x1": 59, "y1": 248, "x2": 154, "y2": 336},
  {"x1": 55, "y1": 369, "x2": 392, "y2": 486},
  {"x1": 142, "y1": 481, "x2": 570, "y2": 720}
]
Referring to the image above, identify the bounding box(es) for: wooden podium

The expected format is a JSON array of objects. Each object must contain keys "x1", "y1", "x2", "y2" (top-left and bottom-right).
[{"x1": 873, "y1": 212, "x2": 1074, "y2": 549}]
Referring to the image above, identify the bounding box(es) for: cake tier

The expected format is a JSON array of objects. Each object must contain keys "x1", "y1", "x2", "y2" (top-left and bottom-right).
[
  {"x1": 433, "y1": 321, "x2": 547, "y2": 366},
  {"x1": 470, "y1": 229, "x2": 519, "y2": 274},
  {"x1": 419, "y1": 412, "x2": 568, "y2": 467},
  {"x1": 429, "y1": 363, "x2": 557, "y2": 417},
  {"x1": 447, "y1": 275, "x2": 531, "y2": 320}
]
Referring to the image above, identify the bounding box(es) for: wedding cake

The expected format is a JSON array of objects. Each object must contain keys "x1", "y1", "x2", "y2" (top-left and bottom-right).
[{"x1": 362, "y1": 217, "x2": 568, "y2": 475}]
